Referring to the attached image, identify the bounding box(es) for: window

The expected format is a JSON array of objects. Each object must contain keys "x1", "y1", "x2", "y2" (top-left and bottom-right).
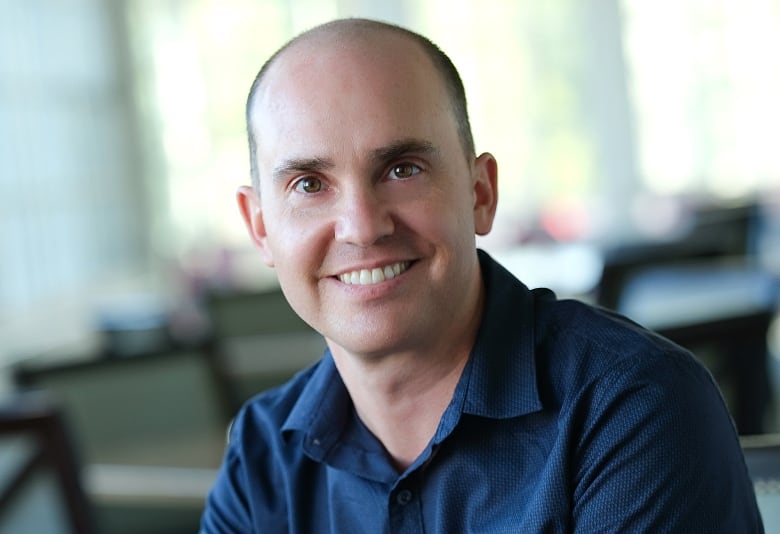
[
  {"x1": 2, "y1": 0, "x2": 778, "y2": 361},
  {"x1": 0, "y1": 0, "x2": 147, "y2": 358}
]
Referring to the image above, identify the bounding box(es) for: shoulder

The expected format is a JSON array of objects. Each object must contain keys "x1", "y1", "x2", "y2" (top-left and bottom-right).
[
  {"x1": 533, "y1": 292, "x2": 712, "y2": 394},
  {"x1": 528, "y1": 291, "x2": 741, "y2": 460},
  {"x1": 201, "y1": 363, "x2": 321, "y2": 531},
  {"x1": 479, "y1": 249, "x2": 702, "y2": 385},
  {"x1": 478, "y1": 251, "x2": 718, "y2": 416},
  {"x1": 528, "y1": 298, "x2": 760, "y2": 530},
  {"x1": 531, "y1": 293, "x2": 745, "y2": 479}
]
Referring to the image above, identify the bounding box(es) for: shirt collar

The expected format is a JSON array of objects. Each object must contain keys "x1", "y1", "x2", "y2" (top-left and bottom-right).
[
  {"x1": 282, "y1": 352, "x2": 399, "y2": 482},
  {"x1": 281, "y1": 351, "x2": 346, "y2": 459},
  {"x1": 429, "y1": 250, "x2": 543, "y2": 445},
  {"x1": 461, "y1": 249, "x2": 543, "y2": 419}
]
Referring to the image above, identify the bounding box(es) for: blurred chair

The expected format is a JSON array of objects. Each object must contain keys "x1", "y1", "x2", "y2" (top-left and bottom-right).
[
  {"x1": 741, "y1": 433, "x2": 780, "y2": 530},
  {"x1": 13, "y1": 344, "x2": 230, "y2": 469},
  {"x1": 0, "y1": 391, "x2": 95, "y2": 534},
  {"x1": 12, "y1": 344, "x2": 230, "y2": 534},
  {"x1": 84, "y1": 463, "x2": 216, "y2": 534},
  {"x1": 598, "y1": 201, "x2": 760, "y2": 311},
  {"x1": 205, "y1": 287, "x2": 326, "y2": 411}
]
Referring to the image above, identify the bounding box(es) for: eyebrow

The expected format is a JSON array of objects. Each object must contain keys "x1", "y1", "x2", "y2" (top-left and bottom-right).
[
  {"x1": 370, "y1": 138, "x2": 438, "y2": 165},
  {"x1": 272, "y1": 156, "x2": 334, "y2": 182},
  {"x1": 270, "y1": 139, "x2": 439, "y2": 182}
]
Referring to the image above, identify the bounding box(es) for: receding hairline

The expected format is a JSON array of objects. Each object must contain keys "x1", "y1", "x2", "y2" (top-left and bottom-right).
[
  {"x1": 245, "y1": 18, "x2": 475, "y2": 189},
  {"x1": 250, "y1": 19, "x2": 434, "y2": 101}
]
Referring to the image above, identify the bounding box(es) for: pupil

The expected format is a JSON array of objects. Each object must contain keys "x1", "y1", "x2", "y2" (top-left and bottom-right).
[
  {"x1": 303, "y1": 178, "x2": 319, "y2": 192},
  {"x1": 395, "y1": 165, "x2": 411, "y2": 177}
]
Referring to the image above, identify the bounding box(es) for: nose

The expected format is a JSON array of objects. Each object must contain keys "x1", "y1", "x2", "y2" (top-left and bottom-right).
[{"x1": 334, "y1": 185, "x2": 394, "y2": 246}]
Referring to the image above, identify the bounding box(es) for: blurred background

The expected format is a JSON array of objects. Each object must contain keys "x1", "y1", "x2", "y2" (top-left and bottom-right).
[{"x1": 1, "y1": 0, "x2": 780, "y2": 532}]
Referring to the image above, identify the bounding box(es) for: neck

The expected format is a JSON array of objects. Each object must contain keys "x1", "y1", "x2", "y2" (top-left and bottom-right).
[
  {"x1": 340, "y1": 349, "x2": 471, "y2": 470},
  {"x1": 328, "y1": 279, "x2": 484, "y2": 472}
]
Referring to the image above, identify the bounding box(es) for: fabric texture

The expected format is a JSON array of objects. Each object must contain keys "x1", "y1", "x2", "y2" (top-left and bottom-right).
[{"x1": 201, "y1": 250, "x2": 764, "y2": 533}]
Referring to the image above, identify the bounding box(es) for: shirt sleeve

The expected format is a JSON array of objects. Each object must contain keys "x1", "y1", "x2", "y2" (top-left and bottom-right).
[
  {"x1": 200, "y1": 402, "x2": 294, "y2": 534},
  {"x1": 200, "y1": 417, "x2": 253, "y2": 534},
  {"x1": 570, "y1": 349, "x2": 764, "y2": 533}
]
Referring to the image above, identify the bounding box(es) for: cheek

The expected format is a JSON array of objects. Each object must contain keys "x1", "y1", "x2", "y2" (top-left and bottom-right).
[
  {"x1": 410, "y1": 189, "x2": 475, "y2": 242},
  {"x1": 264, "y1": 224, "x2": 324, "y2": 321},
  {"x1": 264, "y1": 211, "x2": 329, "y2": 271}
]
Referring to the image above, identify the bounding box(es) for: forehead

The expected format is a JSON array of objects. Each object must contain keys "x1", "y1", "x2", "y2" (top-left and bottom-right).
[{"x1": 249, "y1": 31, "x2": 459, "y2": 176}]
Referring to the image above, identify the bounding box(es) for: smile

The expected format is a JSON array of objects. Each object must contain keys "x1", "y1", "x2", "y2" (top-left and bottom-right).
[{"x1": 338, "y1": 261, "x2": 411, "y2": 285}]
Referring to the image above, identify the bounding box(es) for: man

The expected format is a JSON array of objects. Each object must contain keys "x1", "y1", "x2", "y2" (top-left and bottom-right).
[{"x1": 201, "y1": 18, "x2": 763, "y2": 533}]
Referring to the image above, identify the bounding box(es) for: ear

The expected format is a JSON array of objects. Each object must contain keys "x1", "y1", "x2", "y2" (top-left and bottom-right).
[
  {"x1": 237, "y1": 185, "x2": 275, "y2": 267},
  {"x1": 472, "y1": 152, "x2": 498, "y2": 236}
]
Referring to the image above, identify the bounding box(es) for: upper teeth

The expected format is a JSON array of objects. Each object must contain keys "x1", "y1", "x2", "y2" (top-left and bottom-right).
[{"x1": 338, "y1": 261, "x2": 410, "y2": 285}]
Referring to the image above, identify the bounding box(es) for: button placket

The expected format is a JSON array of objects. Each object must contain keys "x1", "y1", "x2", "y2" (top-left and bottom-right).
[
  {"x1": 388, "y1": 482, "x2": 423, "y2": 533},
  {"x1": 396, "y1": 489, "x2": 413, "y2": 506}
]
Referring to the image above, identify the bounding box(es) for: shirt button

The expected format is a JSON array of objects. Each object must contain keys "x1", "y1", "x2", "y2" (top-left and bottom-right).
[{"x1": 396, "y1": 489, "x2": 413, "y2": 506}]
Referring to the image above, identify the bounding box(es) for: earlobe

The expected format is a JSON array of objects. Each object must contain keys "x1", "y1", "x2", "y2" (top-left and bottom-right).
[
  {"x1": 472, "y1": 152, "x2": 499, "y2": 236},
  {"x1": 237, "y1": 185, "x2": 275, "y2": 267}
]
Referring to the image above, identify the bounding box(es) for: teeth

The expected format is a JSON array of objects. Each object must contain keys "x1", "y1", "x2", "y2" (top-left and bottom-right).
[{"x1": 339, "y1": 261, "x2": 410, "y2": 285}]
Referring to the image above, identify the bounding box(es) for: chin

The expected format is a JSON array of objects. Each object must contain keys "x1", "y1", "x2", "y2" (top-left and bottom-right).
[{"x1": 328, "y1": 329, "x2": 410, "y2": 359}]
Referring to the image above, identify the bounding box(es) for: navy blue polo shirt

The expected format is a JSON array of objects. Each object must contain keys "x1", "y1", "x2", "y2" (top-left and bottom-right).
[{"x1": 201, "y1": 250, "x2": 763, "y2": 533}]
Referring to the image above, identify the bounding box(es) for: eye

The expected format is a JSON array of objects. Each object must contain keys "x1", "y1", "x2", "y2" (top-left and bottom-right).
[
  {"x1": 293, "y1": 176, "x2": 325, "y2": 194},
  {"x1": 389, "y1": 163, "x2": 422, "y2": 180}
]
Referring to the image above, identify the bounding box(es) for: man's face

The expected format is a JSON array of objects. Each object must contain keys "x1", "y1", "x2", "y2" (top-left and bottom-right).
[{"x1": 240, "y1": 32, "x2": 497, "y2": 358}]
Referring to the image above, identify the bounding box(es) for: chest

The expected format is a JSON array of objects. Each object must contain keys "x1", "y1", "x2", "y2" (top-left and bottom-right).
[{"x1": 271, "y1": 414, "x2": 573, "y2": 533}]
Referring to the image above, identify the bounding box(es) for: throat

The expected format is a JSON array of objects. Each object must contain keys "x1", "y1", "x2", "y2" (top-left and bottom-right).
[{"x1": 344, "y1": 352, "x2": 470, "y2": 472}]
